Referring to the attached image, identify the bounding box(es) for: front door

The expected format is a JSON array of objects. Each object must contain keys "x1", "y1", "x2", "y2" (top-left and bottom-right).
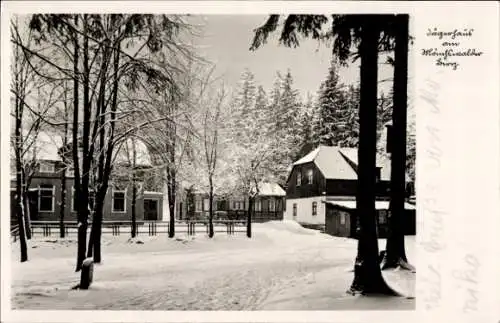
[{"x1": 144, "y1": 199, "x2": 159, "y2": 221}]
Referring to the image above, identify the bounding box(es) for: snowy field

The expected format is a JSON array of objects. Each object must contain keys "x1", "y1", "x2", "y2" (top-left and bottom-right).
[{"x1": 10, "y1": 221, "x2": 415, "y2": 310}]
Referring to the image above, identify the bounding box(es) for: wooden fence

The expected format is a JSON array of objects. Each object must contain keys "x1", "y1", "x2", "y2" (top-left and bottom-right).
[{"x1": 11, "y1": 220, "x2": 247, "y2": 240}]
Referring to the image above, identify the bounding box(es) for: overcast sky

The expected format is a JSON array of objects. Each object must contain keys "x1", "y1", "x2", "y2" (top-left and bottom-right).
[{"x1": 189, "y1": 15, "x2": 396, "y2": 99}]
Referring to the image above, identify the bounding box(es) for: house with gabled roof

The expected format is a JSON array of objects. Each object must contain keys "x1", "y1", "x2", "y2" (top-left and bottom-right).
[{"x1": 284, "y1": 145, "x2": 414, "y2": 235}]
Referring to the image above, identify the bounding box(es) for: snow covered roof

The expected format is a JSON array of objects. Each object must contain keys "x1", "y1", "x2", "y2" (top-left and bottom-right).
[
  {"x1": 293, "y1": 147, "x2": 320, "y2": 165},
  {"x1": 291, "y1": 145, "x2": 410, "y2": 182},
  {"x1": 324, "y1": 200, "x2": 416, "y2": 211},
  {"x1": 257, "y1": 182, "x2": 286, "y2": 197}
]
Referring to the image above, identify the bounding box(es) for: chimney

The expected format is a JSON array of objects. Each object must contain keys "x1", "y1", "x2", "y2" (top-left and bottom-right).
[{"x1": 385, "y1": 122, "x2": 393, "y2": 154}]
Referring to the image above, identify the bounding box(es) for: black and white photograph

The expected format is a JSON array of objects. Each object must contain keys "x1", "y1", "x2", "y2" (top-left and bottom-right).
[{"x1": 1, "y1": 1, "x2": 498, "y2": 322}]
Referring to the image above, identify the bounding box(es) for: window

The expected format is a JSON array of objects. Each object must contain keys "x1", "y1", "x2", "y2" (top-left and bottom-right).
[
  {"x1": 38, "y1": 184, "x2": 54, "y2": 212},
  {"x1": 112, "y1": 190, "x2": 126, "y2": 213},
  {"x1": 293, "y1": 203, "x2": 297, "y2": 217},
  {"x1": 39, "y1": 162, "x2": 55, "y2": 173},
  {"x1": 340, "y1": 212, "x2": 346, "y2": 225},
  {"x1": 376, "y1": 167, "x2": 381, "y2": 182},
  {"x1": 216, "y1": 200, "x2": 227, "y2": 211},
  {"x1": 234, "y1": 201, "x2": 245, "y2": 210},
  {"x1": 276, "y1": 199, "x2": 282, "y2": 212},
  {"x1": 233, "y1": 201, "x2": 244, "y2": 210},
  {"x1": 203, "y1": 198, "x2": 210, "y2": 211},
  {"x1": 296, "y1": 171, "x2": 302, "y2": 186},
  {"x1": 72, "y1": 187, "x2": 95, "y2": 212},
  {"x1": 269, "y1": 198, "x2": 275, "y2": 212},
  {"x1": 307, "y1": 169, "x2": 313, "y2": 184},
  {"x1": 255, "y1": 200, "x2": 262, "y2": 212},
  {"x1": 312, "y1": 201, "x2": 317, "y2": 216}
]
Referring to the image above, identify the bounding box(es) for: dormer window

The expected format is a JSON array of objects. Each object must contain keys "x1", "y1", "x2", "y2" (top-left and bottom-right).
[
  {"x1": 296, "y1": 171, "x2": 302, "y2": 186},
  {"x1": 39, "y1": 162, "x2": 55, "y2": 173}
]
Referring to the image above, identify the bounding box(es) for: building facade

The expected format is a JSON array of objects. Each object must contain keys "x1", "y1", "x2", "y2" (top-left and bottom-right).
[
  {"x1": 10, "y1": 159, "x2": 166, "y2": 223},
  {"x1": 177, "y1": 182, "x2": 286, "y2": 222},
  {"x1": 284, "y1": 145, "x2": 415, "y2": 232},
  {"x1": 10, "y1": 134, "x2": 166, "y2": 224}
]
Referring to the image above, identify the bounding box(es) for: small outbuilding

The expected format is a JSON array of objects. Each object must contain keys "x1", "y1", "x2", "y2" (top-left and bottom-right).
[{"x1": 324, "y1": 200, "x2": 416, "y2": 238}]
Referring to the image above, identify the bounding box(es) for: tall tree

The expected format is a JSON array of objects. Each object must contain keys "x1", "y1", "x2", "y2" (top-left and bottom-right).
[
  {"x1": 251, "y1": 14, "x2": 399, "y2": 295},
  {"x1": 56, "y1": 82, "x2": 72, "y2": 239},
  {"x1": 201, "y1": 84, "x2": 227, "y2": 238},
  {"x1": 381, "y1": 14, "x2": 414, "y2": 271},
  {"x1": 349, "y1": 18, "x2": 396, "y2": 295},
  {"x1": 295, "y1": 92, "x2": 315, "y2": 159},
  {"x1": 11, "y1": 18, "x2": 31, "y2": 262},
  {"x1": 10, "y1": 17, "x2": 60, "y2": 260},
  {"x1": 313, "y1": 61, "x2": 350, "y2": 147},
  {"x1": 226, "y1": 69, "x2": 274, "y2": 237}
]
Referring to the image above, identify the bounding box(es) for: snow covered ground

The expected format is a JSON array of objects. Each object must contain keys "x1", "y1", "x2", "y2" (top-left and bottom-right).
[{"x1": 10, "y1": 221, "x2": 415, "y2": 310}]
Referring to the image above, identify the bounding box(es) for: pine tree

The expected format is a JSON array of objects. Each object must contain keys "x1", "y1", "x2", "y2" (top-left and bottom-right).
[
  {"x1": 265, "y1": 70, "x2": 302, "y2": 184},
  {"x1": 314, "y1": 61, "x2": 351, "y2": 147},
  {"x1": 295, "y1": 92, "x2": 315, "y2": 160}
]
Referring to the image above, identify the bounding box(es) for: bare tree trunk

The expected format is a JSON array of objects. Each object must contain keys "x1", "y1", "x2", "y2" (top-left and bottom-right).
[
  {"x1": 60, "y1": 170, "x2": 66, "y2": 238},
  {"x1": 22, "y1": 190, "x2": 32, "y2": 240},
  {"x1": 88, "y1": 194, "x2": 104, "y2": 260},
  {"x1": 88, "y1": 27, "x2": 120, "y2": 263},
  {"x1": 15, "y1": 119, "x2": 28, "y2": 262},
  {"x1": 15, "y1": 194, "x2": 28, "y2": 262},
  {"x1": 349, "y1": 17, "x2": 397, "y2": 296},
  {"x1": 167, "y1": 166, "x2": 176, "y2": 238},
  {"x1": 246, "y1": 195, "x2": 253, "y2": 238},
  {"x1": 208, "y1": 179, "x2": 214, "y2": 238},
  {"x1": 382, "y1": 14, "x2": 413, "y2": 271},
  {"x1": 75, "y1": 14, "x2": 90, "y2": 272},
  {"x1": 59, "y1": 99, "x2": 70, "y2": 239},
  {"x1": 131, "y1": 143, "x2": 137, "y2": 238}
]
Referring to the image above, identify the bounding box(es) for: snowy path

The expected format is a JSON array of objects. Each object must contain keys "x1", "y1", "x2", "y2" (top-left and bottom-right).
[{"x1": 10, "y1": 222, "x2": 415, "y2": 310}]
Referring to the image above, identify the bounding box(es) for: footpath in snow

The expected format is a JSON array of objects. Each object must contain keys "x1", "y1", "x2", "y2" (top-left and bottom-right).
[{"x1": 10, "y1": 221, "x2": 416, "y2": 310}]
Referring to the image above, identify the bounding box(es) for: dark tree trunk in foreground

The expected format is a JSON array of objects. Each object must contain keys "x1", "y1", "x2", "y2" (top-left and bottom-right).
[
  {"x1": 246, "y1": 196, "x2": 253, "y2": 238},
  {"x1": 23, "y1": 191, "x2": 32, "y2": 240},
  {"x1": 75, "y1": 15, "x2": 90, "y2": 272},
  {"x1": 349, "y1": 18, "x2": 398, "y2": 296},
  {"x1": 382, "y1": 14, "x2": 414, "y2": 271},
  {"x1": 208, "y1": 181, "x2": 214, "y2": 238},
  {"x1": 15, "y1": 194, "x2": 28, "y2": 262},
  {"x1": 167, "y1": 166, "x2": 176, "y2": 238},
  {"x1": 15, "y1": 112, "x2": 28, "y2": 262},
  {"x1": 60, "y1": 169, "x2": 67, "y2": 238},
  {"x1": 88, "y1": 199, "x2": 104, "y2": 261},
  {"x1": 131, "y1": 175, "x2": 137, "y2": 238}
]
